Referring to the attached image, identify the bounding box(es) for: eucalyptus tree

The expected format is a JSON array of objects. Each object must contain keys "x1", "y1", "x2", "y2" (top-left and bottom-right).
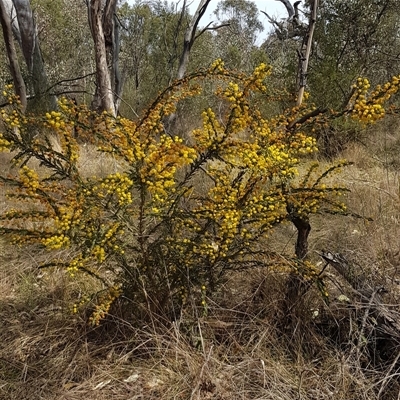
[
  {"x1": 264, "y1": 0, "x2": 400, "y2": 109},
  {"x1": 118, "y1": 1, "x2": 152, "y2": 111},
  {"x1": 119, "y1": 0, "x2": 215, "y2": 120},
  {"x1": 310, "y1": 0, "x2": 400, "y2": 108},
  {"x1": 213, "y1": 0, "x2": 265, "y2": 71},
  {"x1": 0, "y1": 0, "x2": 56, "y2": 111},
  {"x1": 32, "y1": 0, "x2": 93, "y2": 105},
  {"x1": 87, "y1": 0, "x2": 119, "y2": 116},
  {"x1": 118, "y1": 1, "x2": 190, "y2": 115},
  {"x1": 0, "y1": 0, "x2": 26, "y2": 111},
  {"x1": 176, "y1": 0, "x2": 212, "y2": 80}
]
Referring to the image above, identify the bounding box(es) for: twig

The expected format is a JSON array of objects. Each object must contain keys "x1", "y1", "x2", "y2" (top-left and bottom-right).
[
  {"x1": 194, "y1": 22, "x2": 230, "y2": 42},
  {"x1": 190, "y1": 343, "x2": 213, "y2": 400},
  {"x1": 352, "y1": 288, "x2": 380, "y2": 362},
  {"x1": 287, "y1": 107, "x2": 327, "y2": 129},
  {"x1": 45, "y1": 71, "x2": 96, "y2": 93},
  {"x1": 377, "y1": 349, "x2": 400, "y2": 399}
]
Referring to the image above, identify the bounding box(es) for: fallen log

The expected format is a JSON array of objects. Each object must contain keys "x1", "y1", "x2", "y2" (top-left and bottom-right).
[{"x1": 318, "y1": 250, "x2": 400, "y2": 372}]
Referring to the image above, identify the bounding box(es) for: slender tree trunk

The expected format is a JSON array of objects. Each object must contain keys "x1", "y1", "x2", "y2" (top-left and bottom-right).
[
  {"x1": 166, "y1": 0, "x2": 211, "y2": 135},
  {"x1": 176, "y1": 0, "x2": 211, "y2": 80},
  {"x1": 0, "y1": 0, "x2": 26, "y2": 112},
  {"x1": 280, "y1": 206, "x2": 312, "y2": 332},
  {"x1": 112, "y1": 11, "x2": 123, "y2": 111},
  {"x1": 12, "y1": 0, "x2": 56, "y2": 111},
  {"x1": 30, "y1": 34, "x2": 56, "y2": 111},
  {"x1": 296, "y1": 0, "x2": 318, "y2": 106},
  {"x1": 89, "y1": 0, "x2": 116, "y2": 116},
  {"x1": 102, "y1": 0, "x2": 122, "y2": 111}
]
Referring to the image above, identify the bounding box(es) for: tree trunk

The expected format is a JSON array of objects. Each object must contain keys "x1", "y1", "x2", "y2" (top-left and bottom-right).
[
  {"x1": 166, "y1": 0, "x2": 211, "y2": 135},
  {"x1": 102, "y1": 0, "x2": 122, "y2": 111},
  {"x1": 0, "y1": 0, "x2": 27, "y2": 112},
  {"x1": 30, "y1": 33, "x2": 56, "y2": 111},
  {"x1": 176, "y1": 0, "x2": 211, "y2": 80},
  {"x1": 111, "y1": 10, "x2": 123, "y2": 111},
  {"x1": 296, "y1": 0, "x2": 318, "y2": 106},
  {"x1": 11, "y1": 0, "x2": 56, "y2": 111},
  {"x1": 280, "y1": 206, "x2": 312, "y2": 332},
  {"x1": 89, "y1": 0, "x2": 116, "y2": 116}
]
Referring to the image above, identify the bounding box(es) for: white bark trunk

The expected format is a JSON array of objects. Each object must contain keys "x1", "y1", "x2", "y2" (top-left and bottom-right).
[
  {"x1": 89, "y1": 0, "x2": 116, "y2": 116},
  {"x1": 0, "y1": 0, "x2": 27, "y2": 111},
  {"x1": 296, "y1": 0, "x2": 318, "y2": 106},
  {"x1": 176, "y1": 0, "x2": 211, "y2": 80}
]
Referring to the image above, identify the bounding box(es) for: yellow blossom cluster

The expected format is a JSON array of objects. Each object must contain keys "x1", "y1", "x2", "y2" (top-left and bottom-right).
[
  {"x1": 244, "y1": 192, "x2": 286, "y2": 225},
  {"x1": 289, "y1": 132, "x2": 318, "y2": 154},
  {"x1": 66, "y1": 254, "x2": 85, "y2": 277},
  {"x1": 0, "y1": 96, "x2": 78, "y2": 167},
  {"x1": 286, "y1": 162, "x2": 350, "y2": 218},
  {"x1": 72, "y1": 293, "x2": 90, "y2": 314},
  {"x1": 351, "y1": 75, "x2": 400, "y2": 123},
  {"x1": 211, "y1": 58, "x2": 225, "y2": 73},
  {"x1": 140, "y1": 134, "x2": 197, "y2": 204},
  {"x1": 94, "y1": 222, "x2": 123, "y2": 258},
  {"x1": 352, "y1": 78, "x2": 384, "y2": 123},
  {"x1": 182, "y1": 166, "x2": 285, "y2": 265},
  {"x1": 195, "y1": 242, "x2": 221, "y2": 263},
  {"x1": 1, "y1": 84, "x2": 19, "y2": 106},
  {"x1": 0, "y1": 108, "x2": 26, "y2": 129},
  {"x1": 90, "y1": 172, "x2": 134, "y2": 206},
  {"x1": 223, "y1": 82, "x2": 250, "y2": 131},
  {"x1": 246, "y1": 62, "x2": 271, "y2": 91},
  {"x1": 97, "y1": 117, "x2": 144, "y2": 163},
  {"x1": 45, "y1": 110, "x2": 66, "y2": 130},
  {"x1": 42, "y1": 234, "x2": 71, "y2": 249},
  {"x1": 192, "y1": 108, "x2": 224, "y2": 149},
  {"x1": 92, "y1": 245, "x2": 106, "y2": 263},
  {"x1": 139, "y1": 85, "x2": 201, "y2": 135},
  {"x1": 144, "y1": 63, "x2": 350, "y2": 294},
  {"x1": 191, "y1": 64, "x2": 318, "y2": 186},
  {"x1": 202, "y1": 177, "x2": 242, "y2": 243},
  {"x1": 45, "y1": 100, "x2": 80, "y2": 163},
  {"x1": 18, "y1": 165, "x2": 40, "y2": 196},
  {"x1": 0, "y1": 133, "x2": 11, "y2": 151},
  {"x1": 89, "y1": 285, "x2": 122, "y2": 326},
  {"x1": 41, "y1": 205, "x2": 82, "y2": 249}
]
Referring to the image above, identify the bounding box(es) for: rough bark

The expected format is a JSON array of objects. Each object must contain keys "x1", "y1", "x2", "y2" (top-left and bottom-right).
[
  {"x1": 268, "y1": 0, "x2": 318, "y2": 105},
  {"x1": 102, "y1": 0, "x2": 122, "y2": 108},
  {"x1": 30, "y1": 33, "x2": 56, "y2": 110},
  {"x1": 11, "y1": 0, "x2": 34, "y2": 68},
  {"x1": 0, "y1": 0, "x2": 27, "y2": 111}
]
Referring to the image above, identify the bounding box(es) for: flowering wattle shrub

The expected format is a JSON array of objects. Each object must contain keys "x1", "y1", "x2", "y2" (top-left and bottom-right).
[{"x1": 0, "y1": 61, "x2": 397, "y2": 324}]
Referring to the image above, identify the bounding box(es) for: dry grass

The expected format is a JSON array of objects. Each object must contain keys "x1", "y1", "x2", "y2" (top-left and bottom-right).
[
  {"x1": 2, "y1": 282, "x2": 397, "y2": 400},
  {"x1": 1, "y1": 125, "x2": 400, "y2": 400}
]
